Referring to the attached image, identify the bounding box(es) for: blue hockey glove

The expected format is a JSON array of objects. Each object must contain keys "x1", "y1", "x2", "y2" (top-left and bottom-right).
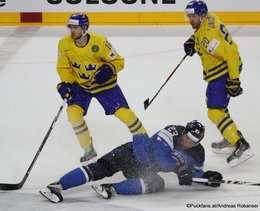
[
  {"x1": 184, "y1": 35, "x2": 196, "y2": 56},
  {"x1": 94, "y1": 64, "x2": 115, "y2": 84},
  {"x1": 202, "y1": 170, "x2": 223, "y2": 187},
  {"x1": 226, "y1": 78, "x2": 243, "y2": 97},
  {"x1": 57, "y1": 82, "x2": 77, "y2": 104}
]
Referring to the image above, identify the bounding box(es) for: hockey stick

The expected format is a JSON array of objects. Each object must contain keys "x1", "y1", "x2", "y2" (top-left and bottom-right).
[
  {"x1": 0, "y1": 99, "x2": 67, "y2": 190},
  {"x1": 144, "y1": 54, "x2": 188, "y2": 110},
  {"x1": 193, "y1": 178, "x2": 260, "y2": 186}
]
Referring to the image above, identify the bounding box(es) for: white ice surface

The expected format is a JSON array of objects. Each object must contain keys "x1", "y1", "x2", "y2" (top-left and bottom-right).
[{"x1": 0, "y1": 26, "x2": 260, "y2": 211}]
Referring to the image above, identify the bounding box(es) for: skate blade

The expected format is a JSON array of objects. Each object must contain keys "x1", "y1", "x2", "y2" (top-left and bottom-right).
[
  {"x1": 39, "y1": 188, "x2": 62, "y2": 203},
  {"x1": 211, "y1": 147, "x2": 234, "y2": 154},
  {"x1": 91, "y1": 185, "x2": 109, "y2": 199},
  {"x1": 228, "y1": 149, "x2": 254, "y2": 168},
  {"x1": 80, "y1": 156, "x2": 97, "y2": 165}
]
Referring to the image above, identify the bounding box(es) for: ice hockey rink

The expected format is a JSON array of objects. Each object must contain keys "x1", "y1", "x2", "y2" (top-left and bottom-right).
[{"x1": 0, "y1": 25, "x2": 260, "y2": 210}]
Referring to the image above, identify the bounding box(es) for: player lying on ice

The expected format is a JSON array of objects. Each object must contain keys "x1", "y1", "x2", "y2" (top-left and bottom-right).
[{"x1": 40, "y1": 120, "x2": 222, "y2": 203}]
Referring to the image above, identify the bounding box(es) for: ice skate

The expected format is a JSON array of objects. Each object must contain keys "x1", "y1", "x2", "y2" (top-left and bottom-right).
[
  {"x1": 227, "y1": 132, "x2": 254, "y2": 167},
  {"x1": 39, "y1": 182, "x2": 63, "y2": 203},
  {"x1": 80, "y1": 141, "x2": 97, "y2": 164},
  {"x1": 211, "y1": 138, "x2": 234, "y2": 154},
  {"x1": 91, "y1": 184, "x2": 117, "y2": 199}
]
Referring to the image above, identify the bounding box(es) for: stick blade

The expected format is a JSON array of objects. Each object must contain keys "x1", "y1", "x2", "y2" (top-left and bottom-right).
[
  {"x1": 0, "y1": 183, "x2": 22, "y2": 190},
  {"x1": 144, "y1": 98, "x2": 150, "y2": 110}
]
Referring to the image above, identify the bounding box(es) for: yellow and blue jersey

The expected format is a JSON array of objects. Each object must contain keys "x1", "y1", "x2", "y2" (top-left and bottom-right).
[
  {"x1": 57, "y1": 32, "x2": 124, "y2": 94},
  {"x1": 194, "y1": 12, "x2": 243, "y2": 82}
]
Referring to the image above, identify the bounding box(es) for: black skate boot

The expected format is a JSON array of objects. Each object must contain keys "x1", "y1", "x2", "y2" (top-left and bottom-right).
[
  {"x1": 39, "y1": 182, "x2": 63, "y2": 203},
  {"x1": 211, "y1": 138, "x2": 234, "y2": 154},
  {"x1": 91, "y1": 184, "x2": 117, "y2": 199},
  {"x1": 80, "y1": 141, "x2": 97, "y2": 164},
  {"x1": 227, "y1": 131, "x2": 254, "y2": 167}
]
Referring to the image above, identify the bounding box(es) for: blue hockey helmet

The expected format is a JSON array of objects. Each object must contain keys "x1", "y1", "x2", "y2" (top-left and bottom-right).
[
  {"x1": 67, "y1": 13, "x2": 89, "y2": 30},
  {"x1": 184, "y1": 120, "x2": 205, "y2": 145},
  {"x1": 185, "y1": 0, "x2": 208, "y2": 16}
]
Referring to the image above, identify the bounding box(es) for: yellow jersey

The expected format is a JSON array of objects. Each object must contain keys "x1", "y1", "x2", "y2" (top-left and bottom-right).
[
  {"x1": 57, "y1": 32, "x2": 124, "y2": 94},
  {"x1": 194, "y1": 12, "x2": 242, "y2": 82}
]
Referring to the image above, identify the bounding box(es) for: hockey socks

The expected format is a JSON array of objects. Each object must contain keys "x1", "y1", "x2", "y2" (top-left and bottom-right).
[
  {"x1": 114, "y1": 108, "x2": 147, "y2": 135},
  {"x1": 67, "y1": 105, "x2": 92, "y2": 150},
  {"x1": 113, "y1": 178, "x2": 145, "y2": 195},
  {"x1": 60, "y1": 166, "x2": 90, "y2": 190}
]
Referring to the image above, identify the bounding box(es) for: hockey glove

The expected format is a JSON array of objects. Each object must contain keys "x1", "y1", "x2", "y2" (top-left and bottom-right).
[
  {"x1": 94, "y1": 64, "x2": 115, "y2": 84},
  {"x1": 57, "y1": 82, "x2": 77, "y2": 105},
  {"x1": 202, "y1": 170, "x2": 223, "y2": 187},
  {"x1": 184, "y1": 35, "x2": 196, "y2": 56},
  {"x1": 176, "y1": 164, "x2": 193, "y2": 186},
  {"x1": 226, "y1": 78, "x2": 243, "y2": 97}
]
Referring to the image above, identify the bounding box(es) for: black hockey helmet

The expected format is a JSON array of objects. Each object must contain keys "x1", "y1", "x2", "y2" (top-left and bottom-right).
[{"x1": 184, "y1": 120, "x2": 205, "y2": 145}]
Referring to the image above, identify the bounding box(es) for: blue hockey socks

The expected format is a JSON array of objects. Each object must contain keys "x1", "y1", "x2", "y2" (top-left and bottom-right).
[
  {"x1": 60, "y1": 167, "x2": 90, "y2": 190},
  {"x1": 113, "y1": 178, "x2": 144, "y2": 195}
]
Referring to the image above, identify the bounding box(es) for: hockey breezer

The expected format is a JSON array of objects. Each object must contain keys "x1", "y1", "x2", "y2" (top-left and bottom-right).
[
  {"x1": 0, "y1": 99, "x2": 66, "y2": 191},
  {"x1": 144, "y1": 54, "x2": 188, "y2": 110}
]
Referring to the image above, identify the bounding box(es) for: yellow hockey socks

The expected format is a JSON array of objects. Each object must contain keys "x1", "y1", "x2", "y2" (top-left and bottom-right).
[
  {"x1": 67, "y1": 105, "x2": 92, "y2": 150},
  {"x1": 208, "y1": 108, "x2": 240, "y2": 145},
  {"x1": 114, "y1": 107, "x2": 147, "y2": 135}
]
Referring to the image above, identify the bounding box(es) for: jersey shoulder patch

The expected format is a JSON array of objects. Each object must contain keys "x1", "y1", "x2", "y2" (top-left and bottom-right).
[{"x1": 207, "y1": 13, "x2": 216, "y2": 29}]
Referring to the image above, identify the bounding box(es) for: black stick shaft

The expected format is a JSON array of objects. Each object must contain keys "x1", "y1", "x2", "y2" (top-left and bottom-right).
[
  {"x1": 144, "y1": 54, "x2": 188, "y2": 110},
  {"x1": 0, "y1": 99, "x2": 67, "y2": 190}
]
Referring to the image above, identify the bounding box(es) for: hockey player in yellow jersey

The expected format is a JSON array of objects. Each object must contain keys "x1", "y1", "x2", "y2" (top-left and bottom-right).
[
  {"x1": 56, "y1": 13, "x2": 147, "y2": 163},
  {"x1": 183, "y1": 1, "x2": 254, "y2": 167}
]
